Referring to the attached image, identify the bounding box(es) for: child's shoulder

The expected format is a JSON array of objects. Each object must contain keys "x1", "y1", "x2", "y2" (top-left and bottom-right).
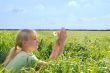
[
  {"x1": 18, "y1": 51, "x2": 38, "y2": 61},
  {"x1": 17, "y1": 51, "x2": 29, "y2": 57}
]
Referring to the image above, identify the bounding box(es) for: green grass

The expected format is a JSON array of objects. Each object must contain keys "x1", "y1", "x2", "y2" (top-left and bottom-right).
[{"x1": 0, "y1": 30, "x2": 110, "y2": 73}]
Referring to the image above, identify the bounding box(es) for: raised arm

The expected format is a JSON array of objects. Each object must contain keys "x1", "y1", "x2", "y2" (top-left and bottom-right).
[{"x1": 49, "y1": 28, "x2": 67, "y2": 60}]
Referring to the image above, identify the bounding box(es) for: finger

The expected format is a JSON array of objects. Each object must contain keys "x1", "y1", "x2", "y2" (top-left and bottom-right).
[{"x1": 57, "y1": 32, "x2": 60, "y2": 37}]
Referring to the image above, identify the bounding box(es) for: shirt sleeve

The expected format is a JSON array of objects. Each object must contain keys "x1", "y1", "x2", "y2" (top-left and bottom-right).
[{"x1": 27, "y1": 55, "x2": 39, "y2": 67}]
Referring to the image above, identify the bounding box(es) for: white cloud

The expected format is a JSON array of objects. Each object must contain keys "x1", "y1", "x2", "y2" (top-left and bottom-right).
[
  {"x1": 11, "y1": 8, "x2": 24, "y2": 13},
  {"x1": 68, "y1": 0, "x2": 77, "y2": 7},
  {"x1": 68, "y1": 0, "x2": 91, "y2": 8},
  {"x1": 35, "y1": 4, "x2": 45, "y2": 10},
  {"x1": 83, "y1": 3, "x2": 90, "y2": 8},
  {"x1": 3, "y1": 4, "x2": 45, "y2": 13},
  {"x1": 81, "y1": 17, "x2": 97, "y2": 21},
  {"x1": 79, "y1": 13, "x2": 110, "y2": 21},
  {"x1": 68, "y1": 0, "x2": 93, "y2": 8},
  {"x1": 4, "y1": 5, "x2": 25, "y2": 13},
  {"x1": 80, "y1": 0, "x2": 87, "y2": 2},
  {"x1": 103, "y1": 14, "x2": 110, "y2": 18}
]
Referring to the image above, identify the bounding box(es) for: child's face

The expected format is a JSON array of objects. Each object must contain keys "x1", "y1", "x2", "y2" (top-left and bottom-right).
[{"x1": 24, "y1": 32, "x2": 39, "y2": 51}]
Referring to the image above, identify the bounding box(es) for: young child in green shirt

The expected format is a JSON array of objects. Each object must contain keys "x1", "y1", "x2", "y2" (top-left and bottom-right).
[{"x1": 3, "y1": 29, "x2": 67, "y2": 72}]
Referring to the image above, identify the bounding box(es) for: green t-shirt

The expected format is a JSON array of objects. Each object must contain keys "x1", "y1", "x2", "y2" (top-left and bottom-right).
[{"x1": 6, "y1": 51, "x2": 39, "y2": 73}]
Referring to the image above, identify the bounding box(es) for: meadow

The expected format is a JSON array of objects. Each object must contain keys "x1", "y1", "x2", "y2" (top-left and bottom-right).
[{"x1": 0, "y1": 30, "x2": 110, "y2": 73}]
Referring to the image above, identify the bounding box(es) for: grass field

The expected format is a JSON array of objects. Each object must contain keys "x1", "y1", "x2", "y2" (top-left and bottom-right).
[{"x1": 0, "y1": 30, "x2": 110, "y2": 73}]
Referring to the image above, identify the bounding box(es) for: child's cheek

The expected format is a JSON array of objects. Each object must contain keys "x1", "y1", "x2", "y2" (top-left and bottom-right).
[{"x1": 33, "y1": 41, "x2": 37, "y2": 46}]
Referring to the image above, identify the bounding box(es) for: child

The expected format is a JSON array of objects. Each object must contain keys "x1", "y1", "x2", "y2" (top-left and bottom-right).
[{"x1": 3, "y1": 29, "x2": 67, "y2": 72}]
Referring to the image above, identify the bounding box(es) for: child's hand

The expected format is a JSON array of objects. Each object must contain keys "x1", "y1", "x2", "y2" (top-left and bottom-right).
[
  {"x1": 35, "y1": 60, "x2": 46, "y2": 71},
  {"x1": 57, "y1": 28, "x2": 67, "y2": 43}
]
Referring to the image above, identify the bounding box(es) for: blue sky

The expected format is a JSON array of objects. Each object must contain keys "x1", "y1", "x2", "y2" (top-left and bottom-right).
[{"x1": 0, "y1": 0, "x2": 110, "y2": 29}]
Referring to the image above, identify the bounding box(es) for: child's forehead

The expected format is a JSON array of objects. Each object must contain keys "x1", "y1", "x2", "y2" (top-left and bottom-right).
[{"x1": 29, "y1": 32, "x2": 38, "y2": 38}]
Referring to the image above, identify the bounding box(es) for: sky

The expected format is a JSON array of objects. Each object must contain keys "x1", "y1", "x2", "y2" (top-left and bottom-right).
[{"x1": 0, "y1": 0, "x2": 110, "y2": 29}]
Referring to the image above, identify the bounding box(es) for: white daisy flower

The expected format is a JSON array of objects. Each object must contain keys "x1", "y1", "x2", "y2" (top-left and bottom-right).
[{"x1": 53, "y1": 31, "x2": 57, "y2": 36}]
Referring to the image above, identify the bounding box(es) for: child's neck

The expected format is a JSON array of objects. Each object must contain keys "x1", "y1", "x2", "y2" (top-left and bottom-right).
[{"x1": 22, "y1": 47, "x2": 33, "y2": 53}]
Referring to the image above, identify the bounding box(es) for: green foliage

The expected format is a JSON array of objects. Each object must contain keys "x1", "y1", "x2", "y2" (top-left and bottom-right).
[{"x1": 0, "y1": 30, "x2": 110, "y2": 73}]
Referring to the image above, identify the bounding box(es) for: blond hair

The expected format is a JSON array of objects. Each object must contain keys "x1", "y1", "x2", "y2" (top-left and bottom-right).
[{"x1": 3, "y1": 29, "x2": 36, "y2": 66}]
